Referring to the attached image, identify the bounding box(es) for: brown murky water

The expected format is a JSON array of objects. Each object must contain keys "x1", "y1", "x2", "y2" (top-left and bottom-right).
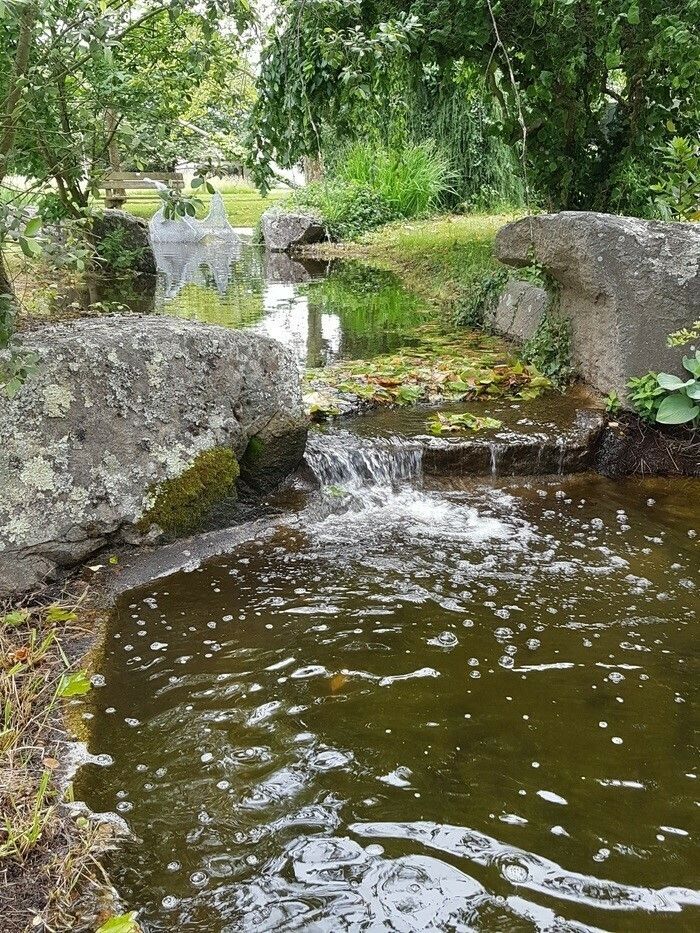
[{"x1": 75, "y1": 460, "x2": 699, "y2": 932}]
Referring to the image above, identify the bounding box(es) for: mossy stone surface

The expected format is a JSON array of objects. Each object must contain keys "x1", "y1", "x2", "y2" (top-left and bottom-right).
[{"x1": 139, "y1": 447, "x2": 240, "y2": 538}]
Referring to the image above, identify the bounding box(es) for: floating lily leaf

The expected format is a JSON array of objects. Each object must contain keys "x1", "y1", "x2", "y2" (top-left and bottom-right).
[{"x1": 429, "y1": 411, "x2": 503, "y2": 435}]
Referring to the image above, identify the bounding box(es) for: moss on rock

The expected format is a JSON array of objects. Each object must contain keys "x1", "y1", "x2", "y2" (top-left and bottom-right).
[{"x1": 139, "y1": 447, "x2": 240, "y2": 537}]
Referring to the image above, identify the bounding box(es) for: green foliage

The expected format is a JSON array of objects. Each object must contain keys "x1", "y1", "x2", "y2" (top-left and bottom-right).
[
  {"x1": 139, "y1": 447, "x2": 240, "y2": 537},
  {"x1": 521, "y1": 313, "x2": 572, "y2": 388},
  {"x1": 56, "y1": 671, "x2": 92, "y2": 699},
  {"x1": 428, "y1": 410, "x2": 503, "y2": 435},
  {"x1": 0, "y1": 350, "x2": 39, "y2": 398},
  {"x1": 628, "y1": 351, "x2": 700, "y2": 427},
  {"x1": 650, "y1": 136, "x2": 700, "y2": 221},
  {"x1": 95, "y1": 227, "x2": 145, "y2": 272},
  {"x1": 291, "y1": 182, "x2": 398, "y2": 240},
  {"x1": 289, "y1": 141, "x2": 453, "y2": 239},
  {"x1": 253, "y1": 0, "x2": 700, "y2": 214},
  {"x1": 335, "y1": 141, "x2": 453, "y2": 217},
  {"x1": 604, "y1": 391, "x2": 622, "y2": 414},
  {"x1": 248, "y1": 0, "x2": 422, "y2": 193},
  {"x1": 627, "y1": 373, "x2": 666, "y2": 422},
  {"x1": 453, "y1": 268, "x2": 509, "y2": 328},
  {"x1": 668, "y1": 320, "x2": 700, "y2": 348}
]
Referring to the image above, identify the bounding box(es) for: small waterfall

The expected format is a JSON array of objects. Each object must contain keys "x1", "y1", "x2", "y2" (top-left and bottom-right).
[{"x1": 305, "y1": 431, "x2": 423, "y2": 488}]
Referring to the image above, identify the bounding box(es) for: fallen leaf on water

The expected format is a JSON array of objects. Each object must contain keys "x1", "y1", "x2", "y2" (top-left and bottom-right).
[{"x1": 329, "y1": 673, "x2": 349, "y2": 693}]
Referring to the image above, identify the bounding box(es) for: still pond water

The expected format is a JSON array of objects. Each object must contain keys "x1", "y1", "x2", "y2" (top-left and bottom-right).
[{"x1": 75, "y1": 235, "x2": 699, "y2": 932}]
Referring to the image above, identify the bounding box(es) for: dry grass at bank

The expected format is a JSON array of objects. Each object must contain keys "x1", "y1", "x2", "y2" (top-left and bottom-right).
[{"x1": 0, "y1": 590, "x2": 116, "y2": 932}]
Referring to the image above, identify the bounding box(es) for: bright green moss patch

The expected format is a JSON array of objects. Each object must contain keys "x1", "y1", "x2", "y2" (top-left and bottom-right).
[{"x1": 139, "y1": 447, "x2": 240, "y2": 537}]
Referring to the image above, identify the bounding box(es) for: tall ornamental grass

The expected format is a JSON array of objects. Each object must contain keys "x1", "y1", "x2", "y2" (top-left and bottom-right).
[{"x1": 337, "y1": 141, "x2": 453, "y2": 218}]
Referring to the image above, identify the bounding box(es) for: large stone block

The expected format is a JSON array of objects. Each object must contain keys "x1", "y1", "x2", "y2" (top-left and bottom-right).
[
  {"x1": 261, "y1": 208, "x2": 328, "y2": 252},
  {"x1": 0, "y1": 316, "x2": 307, "y2": 596},
  {"x1": 490, "y1": 279, "x2": 549, "y2": 342},
  {"x1": 92, "y1": 209, "x2": 156, "y2": 275},
  {"x1": 494, "y1": 212, "x2": 700, "y2": 397}
]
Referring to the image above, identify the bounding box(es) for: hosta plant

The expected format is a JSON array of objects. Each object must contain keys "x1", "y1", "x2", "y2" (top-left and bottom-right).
[{"x1": 655, "y1": 350, "x2": 700, "y2": 425}]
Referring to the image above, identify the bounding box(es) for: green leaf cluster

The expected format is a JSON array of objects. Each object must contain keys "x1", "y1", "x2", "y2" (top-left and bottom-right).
[{"x1": 628, "y1": 351, "x2": 700, "y2": 426}]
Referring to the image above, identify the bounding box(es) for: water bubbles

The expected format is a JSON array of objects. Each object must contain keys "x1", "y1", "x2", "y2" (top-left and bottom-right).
[
  {"x1": 498, "y1": 655, "x2": 515, "y2": 669},
  {"x1": 161, "y1": 895, "x2": 179, "y2": 910},
  {"x1": 116, "y1": 800, "x2": 133, "y2": 813},
  {"x1": 608, "y1": 671, "x2": 625, "y2": 684},
  {"x1": 593, "y1": 847, "x2": 611, "y2": 862},
  {"x1": 428, "y1": 631, "x2": 458, "y2": 649},
  {"x1": 166, "y1": 861, "x2": 181, "y2": 872},
  {"x1": 611, "y1": 736, "x2": 624, "y2": 745},
  {"x1": 503, "y1": 862, "x2": 529, "y2": 883},
  {"x1": 189, "y1": 870, "x2": 208, "y2": 887},
  {"x1": 526, "y1": 638, "x2": 541, "y2": 650},
  {"x1": 201, "y1": 752, "x2": 213, "y2": 763}
]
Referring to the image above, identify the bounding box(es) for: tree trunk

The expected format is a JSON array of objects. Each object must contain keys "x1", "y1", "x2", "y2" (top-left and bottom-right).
[
  {"x1": 0, "y1": 250, "x2": 19, "y2": 346},
  {"x1": 0, "y1": 2, "x2": 37, "y2": 183},
  {"x1": 104, "y1": 107, "x2": 126, "y2": 208}
]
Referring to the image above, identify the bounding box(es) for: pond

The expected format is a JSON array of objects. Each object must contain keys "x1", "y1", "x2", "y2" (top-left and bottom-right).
[
  {"x1": 73, "y1": 239, "x2": 699, "y2": 932},
  {"x1": 151, "y1": 233, "x2": 429, "y2": 366}
]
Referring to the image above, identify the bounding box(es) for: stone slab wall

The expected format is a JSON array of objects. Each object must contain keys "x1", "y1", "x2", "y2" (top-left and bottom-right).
[{"x1": 494, "y1": 211, "x2": 700, "y2": 398}]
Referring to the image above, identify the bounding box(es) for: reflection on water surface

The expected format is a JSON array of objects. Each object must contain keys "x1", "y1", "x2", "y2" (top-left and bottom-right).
[
  {"x1": 75, "y1": 470, "x2": 699, "y2": 932},
  {"x1": 151, "y1": 234, "x2": 428, "y2": 366}
]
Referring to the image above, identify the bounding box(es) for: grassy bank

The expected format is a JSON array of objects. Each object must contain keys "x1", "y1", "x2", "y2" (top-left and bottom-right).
[
  {"x1": 123, "y1": 185, "x2": 290, "y2": 227},
  {"x1": 304, "y1": 213, "x2": 517, "y2": 316},
  {"x1": 0, "y1": 592, "x2": 119, "y2": 931}
]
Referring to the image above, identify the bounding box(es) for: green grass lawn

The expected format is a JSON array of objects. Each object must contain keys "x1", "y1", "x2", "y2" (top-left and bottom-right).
[
  {"x1": 306, "y1": 213, "x2": 519, "y2": 312},
  {"x1": 123, "y1": 186, "x2": 290, "y2": 227}
]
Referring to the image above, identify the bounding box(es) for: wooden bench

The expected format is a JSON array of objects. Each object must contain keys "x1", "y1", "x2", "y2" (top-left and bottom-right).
[{"x1": 98, "y1": 171, "x2": 185, "y2": 208}]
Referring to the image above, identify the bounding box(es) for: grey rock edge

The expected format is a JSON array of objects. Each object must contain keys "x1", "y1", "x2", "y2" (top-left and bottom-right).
[
  {"x1": 494, "y1": 211, "x2": 700, "y2": 399},
  {"x1": 0, "y1": 316, "x2": 307, "y2": 598},
  {"x1": 422, "y1": 410, "x2": 604, "y2": 477},
  {"x1": 92, "y1": 209, "x2": 156, "y2": 276},
  {"x1": 260, "y1": 208, "x2": 329, "y2": 252}
]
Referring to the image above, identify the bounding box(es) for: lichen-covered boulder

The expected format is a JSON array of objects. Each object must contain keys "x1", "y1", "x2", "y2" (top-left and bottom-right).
[
  {"x1": 260, "y1": 208, "x2": 328, "y2": 252},
  {"x1": 0, "y1": 316, "x2": 307, "y2": 597},
  {"x1": 495, "y1": 212, "x2": 700, "y2": 398},
  {"x1": 92, "y1": 209, "x2": 156, "y2": 275}
]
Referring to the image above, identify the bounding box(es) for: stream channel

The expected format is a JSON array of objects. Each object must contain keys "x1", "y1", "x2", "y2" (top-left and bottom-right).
[{"x1": 74, "y1": 233, "x2": 699, "y2": 932}]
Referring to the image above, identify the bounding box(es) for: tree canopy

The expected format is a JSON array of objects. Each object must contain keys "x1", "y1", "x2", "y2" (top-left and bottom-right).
[{"x1": 252, "y1": 0, "x2": 700, "y2": 213}]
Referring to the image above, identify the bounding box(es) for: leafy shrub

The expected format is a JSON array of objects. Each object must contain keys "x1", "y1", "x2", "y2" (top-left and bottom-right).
[
  {"x1": 95, "y1": 227, "x2": 145, "y2": 271},
  {"x1": 453, "y1": 268, "x2": 509, "y2": 328},
  {"x1": 649, "y1": 136, "x2": 700, "y2": 221},
  {"x1": 627, "y1": 373, "x2": 666, "y2": 422},
  {"x1": 287, "y1": 140, "x2": 453, "y2": 240},
  {"x1": 291, "y1": 181, "x2": 398, "y2": 240}
]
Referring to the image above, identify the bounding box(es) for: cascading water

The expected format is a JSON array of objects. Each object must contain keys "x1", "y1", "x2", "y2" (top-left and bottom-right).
[{"x1": 305, "y1": 430, "x2": 423, "y2": 489}]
